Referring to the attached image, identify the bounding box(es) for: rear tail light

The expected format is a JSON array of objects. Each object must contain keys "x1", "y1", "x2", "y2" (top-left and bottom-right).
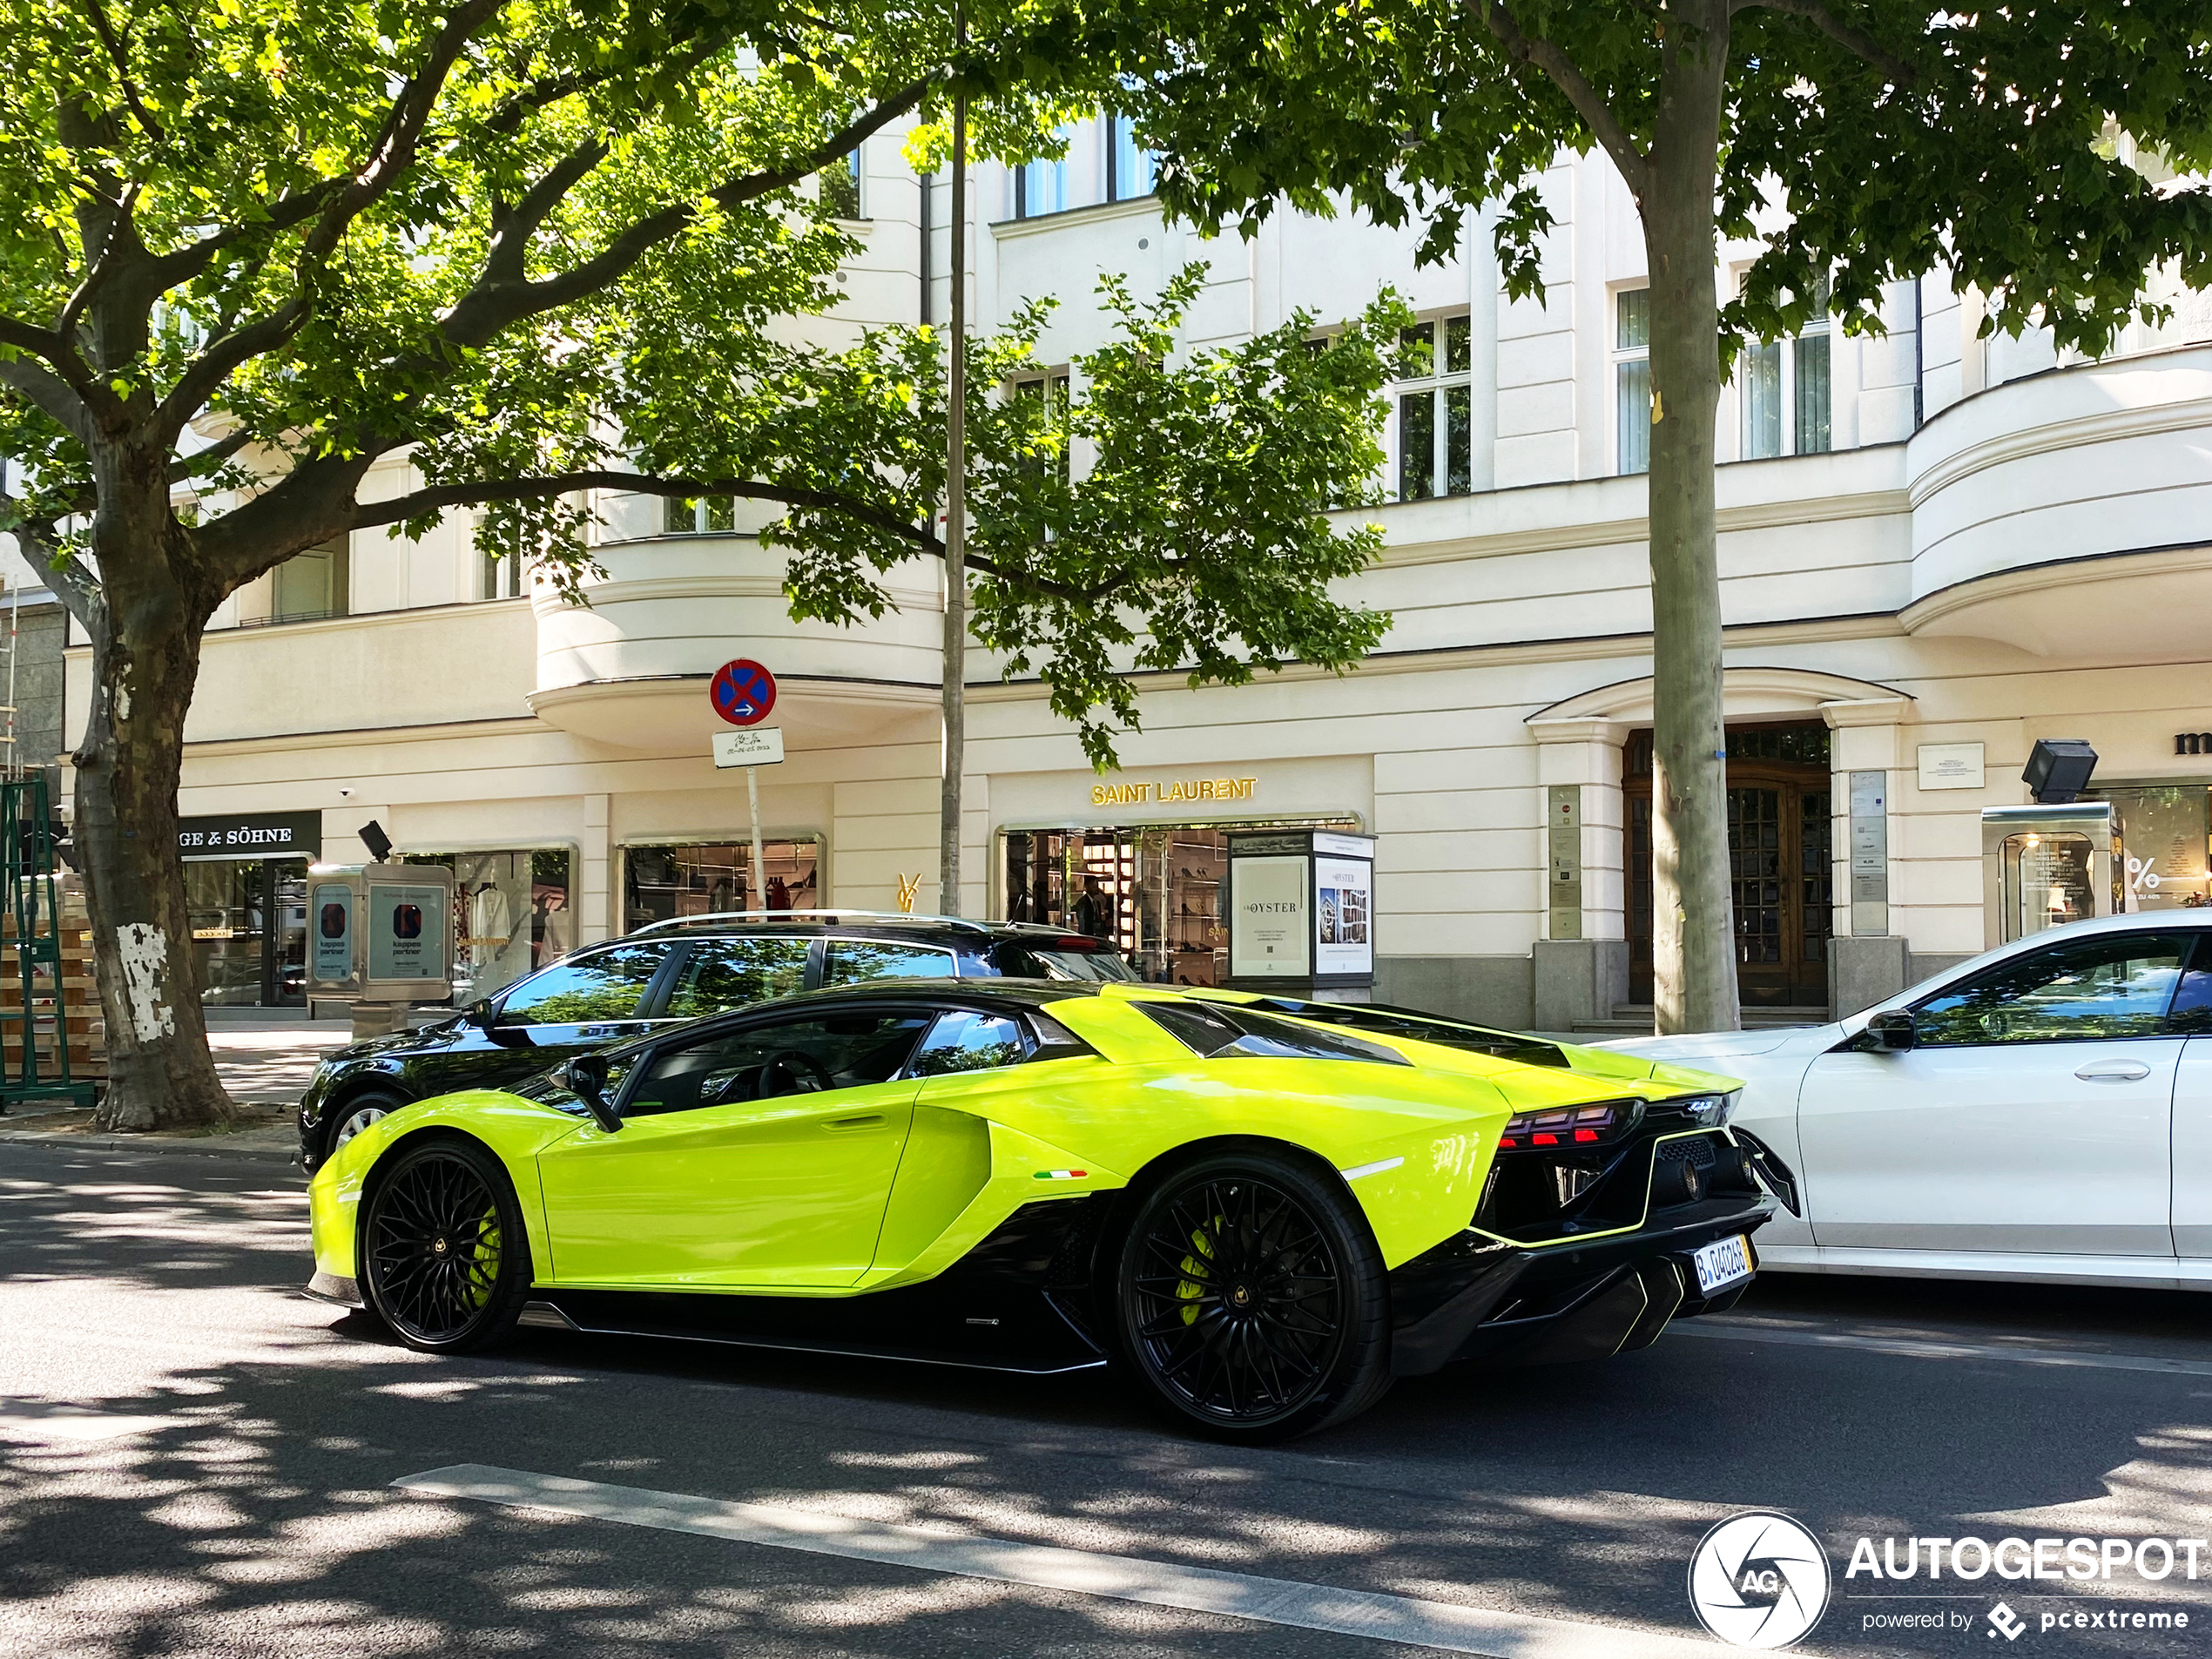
[{"x1": 1497, "y1": 1100, "x2": 1635, "y2": 1150}]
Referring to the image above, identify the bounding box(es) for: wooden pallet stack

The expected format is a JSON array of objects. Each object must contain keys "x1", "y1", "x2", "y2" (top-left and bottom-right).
[{"x1": 0, "y1": 887, "x2": 105, "y2": 1089}]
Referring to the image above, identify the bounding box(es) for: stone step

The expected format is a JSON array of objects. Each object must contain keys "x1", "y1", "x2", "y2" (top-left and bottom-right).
[{"x1": 1568, "y1": 1004, "x2": 1830, "y2": 1037}]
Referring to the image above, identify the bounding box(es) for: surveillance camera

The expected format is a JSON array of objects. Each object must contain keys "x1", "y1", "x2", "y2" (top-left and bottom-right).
[{"x1": 338, "y1": 787, "x2": 354, "y2": 798}]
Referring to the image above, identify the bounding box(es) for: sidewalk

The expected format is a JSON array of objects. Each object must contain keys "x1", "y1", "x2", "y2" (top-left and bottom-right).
[{"x1": 0, "y1": 1016, "x2": 352, "y2": 1164}]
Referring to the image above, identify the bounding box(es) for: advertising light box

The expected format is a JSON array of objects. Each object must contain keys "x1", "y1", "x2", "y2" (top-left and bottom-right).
[
  {"x1": 1225, "y1": 829, "x2": 1376, "y2": 991},
  {"x1": 305, "y1": 861, "x2": 455, "y2": 1001}
]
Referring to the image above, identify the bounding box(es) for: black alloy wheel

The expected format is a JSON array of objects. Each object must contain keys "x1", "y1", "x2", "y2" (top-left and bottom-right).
[
  {"x1": 1115, "y1": 1150, "x2": 1392, "y2": 1442},
  {"x1": 361, "y1": 1136, "x2": 530, "y2": 1353}
]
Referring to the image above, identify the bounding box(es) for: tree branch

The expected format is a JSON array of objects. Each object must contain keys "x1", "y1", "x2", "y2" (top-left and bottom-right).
[
  {"x1": 347, "y1": 469, "x2": 1102, "y2": 604},
  {"x1": 56, "y1": 181, "x2": 141, "y2": 343},
  {"x1": 441, "y1": 77, "x2": 931, "y2": 347},
  {"x1": 1737, "y1": 0, "x2": 1919, "y2": 87},
  {"x1": 0, "y1": 344, "x2": 97, "y2": 443},
  {"x1": 169, "y1": 425, "x2": 253, "y2": 483},
  {"x1": 78, "y1": 0, "x2": 166, "y2": 142},
  {"x1": 1469, "y1": 0, "x2": 1652, "y2": 198},
  {"x1": 154, "y1": 0, "x2": 510, "y2": 437}
]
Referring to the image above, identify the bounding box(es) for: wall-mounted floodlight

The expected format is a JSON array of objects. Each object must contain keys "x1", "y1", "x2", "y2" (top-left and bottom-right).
[{"x1": 2023, "y1": 738, "x2": 2098, "y2": 805}]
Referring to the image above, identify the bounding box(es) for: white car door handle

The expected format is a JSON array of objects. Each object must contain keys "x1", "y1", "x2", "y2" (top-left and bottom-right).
[{"x1": 2075, "y1": 1060, "x2": 2152, "y2": 1082}]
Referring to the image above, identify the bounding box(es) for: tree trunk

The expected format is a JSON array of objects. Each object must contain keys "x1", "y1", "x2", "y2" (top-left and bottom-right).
[
  {"x1": 78, "y1": 512, "x2": 230, "y2": 1130},
  {"x1": 1640, "y1": 0, "x2": 1741, "y2": 1035}
]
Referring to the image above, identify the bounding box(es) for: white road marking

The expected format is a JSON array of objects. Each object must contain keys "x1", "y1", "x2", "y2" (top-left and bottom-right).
[
  {"x1": 1673, "y1": 1318, "x2": 2212, "y2": 1377},
  {"x1": 0, "y1": 1398, "x2": 181, "y2": 1445},
  {"x1": 394, "y1": 1464, "x2": 1743, "y2": 1658}
]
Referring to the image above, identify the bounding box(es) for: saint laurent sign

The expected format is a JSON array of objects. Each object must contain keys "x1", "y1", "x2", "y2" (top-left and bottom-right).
[{"x1": 1090, "y1": 776, "x2": 1258, "y2": 807}]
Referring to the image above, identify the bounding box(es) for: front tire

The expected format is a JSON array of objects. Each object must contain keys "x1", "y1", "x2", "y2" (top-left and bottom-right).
[
  {"x1": 361, "y1": 1136, "x2": 531, "y2": 1353},
  {"x1": 1114, "y1": 1150, "x2": 1392, "y2": 1442},
  {"x1": 327, "y1": 1087, "x2": 407, "y2": 1163}
]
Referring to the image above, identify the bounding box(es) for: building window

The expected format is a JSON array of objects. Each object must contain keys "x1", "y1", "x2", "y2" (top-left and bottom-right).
[
  {"x1": 819, "y1": 151, "x2": 863, "y2": 220},
  {"x1": 662, "y1": 496, "x2": 737, "y2": 535},
  {"x1": 1009, "y1": 371, "x2": 1071, "y2": 482},
  {"x1": 1740, "y1": 277, "x2": 1832, "y2": 460},
  {"x1": 1106, "y1": 117, "x2": 1157, "y2": 202},
  {"x1": 253, "y1": 536, "x2": 347, "y2": 624},
  {"x1": 1013, "y1": 131, "x2": 1072, "y2": 219},
  {"x1": 622, "y1": 838, "x2": 821, "y2": 927},
  {"x1": 1392, "y1": 314, "x2": 1473, "y2": 502},
  {"x1": 1615, "y1": 287, "x2": 1651, "y2": 476},
  {"x1": 472, "y1": 517, "x2": 522, "y2": 601}
]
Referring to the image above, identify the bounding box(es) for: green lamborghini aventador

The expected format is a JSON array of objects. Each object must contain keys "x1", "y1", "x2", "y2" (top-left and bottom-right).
[{"x1": 304, "y1": 980, "x2": 1793, "y2": 1440}]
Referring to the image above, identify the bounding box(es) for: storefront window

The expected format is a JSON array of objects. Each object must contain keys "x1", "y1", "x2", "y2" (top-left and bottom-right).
[
  {"x1": 401, "y1": 849, "x2": 573, "y2": 1001},
  {"x1": 2094, "y1": 785, "x2": 2212, "y2": 911},
  {"x1": 1998, "y1": 831, "x2": 2097, "y2": 941},
  {"x1": 186, "y1": 860, "x2": 307, "y2": 1006},
  {"x1": 621, "y1": 838, "x2": 820, "y2": 930},
  {"x1": 1001, "y1": 820, "x2": 1360, "y2": 987}
]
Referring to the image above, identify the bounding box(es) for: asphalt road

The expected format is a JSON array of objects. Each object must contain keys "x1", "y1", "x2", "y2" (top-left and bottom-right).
[{"x1": 5, "y1": 1140, "x2": 2212, "y2": 1659}]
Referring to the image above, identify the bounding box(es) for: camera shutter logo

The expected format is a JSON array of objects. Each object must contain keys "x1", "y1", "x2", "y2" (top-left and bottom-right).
[{"x1": 1687, "y1": 1511, "x2": 1831, "y2": 1650}]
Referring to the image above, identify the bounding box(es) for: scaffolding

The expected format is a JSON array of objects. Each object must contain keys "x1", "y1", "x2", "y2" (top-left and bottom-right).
[{"x1": 0, "y1": 772, "x2": 95, "y2": 1109}]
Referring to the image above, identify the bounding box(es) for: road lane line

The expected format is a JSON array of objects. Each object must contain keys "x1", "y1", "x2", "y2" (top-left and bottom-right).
[
  {"x1": 393, "y1": 1463, "x2": 1744, "y2": 1659},
  {"x1": 1672, "y1": 1318, "x2": 2212, "y2": 1376},
  {"x1": 0, "y1": 1398, "x2": 182, "y2": 1446}
]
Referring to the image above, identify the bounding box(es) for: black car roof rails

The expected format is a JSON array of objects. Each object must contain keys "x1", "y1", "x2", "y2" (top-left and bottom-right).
[{"x1": 628, "y1": 907, "x2": 995, "y2": 936}]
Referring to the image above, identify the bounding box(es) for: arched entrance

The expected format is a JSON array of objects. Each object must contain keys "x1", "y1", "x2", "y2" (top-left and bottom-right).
[{"x1": 1624, "y1": 722, "x2": 1832, "y2": 1008}]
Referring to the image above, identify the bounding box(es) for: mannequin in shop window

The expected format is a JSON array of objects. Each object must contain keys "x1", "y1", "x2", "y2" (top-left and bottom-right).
[
  {"x1": 531, "y1": 890, "x2": 571, "y2": 967},
  {"x1": 766, "y1": 874, "x2": 790, "y2": 912}
]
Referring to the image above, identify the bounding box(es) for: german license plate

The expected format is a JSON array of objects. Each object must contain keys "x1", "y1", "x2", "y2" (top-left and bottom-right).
[{"x1": 1693, "y1": 1234, "x2": 1752, "y2": 1295}]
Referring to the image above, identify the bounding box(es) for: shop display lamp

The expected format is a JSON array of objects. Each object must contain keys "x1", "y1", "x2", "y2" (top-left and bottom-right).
[{"x1": 2023, "y1": 738, "x2": 2097, "y2": 805}]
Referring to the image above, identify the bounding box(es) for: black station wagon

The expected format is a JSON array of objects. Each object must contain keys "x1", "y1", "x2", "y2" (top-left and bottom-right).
[{"x1": 296, "y1": 912, "x2": 1131, "y2": 1170}]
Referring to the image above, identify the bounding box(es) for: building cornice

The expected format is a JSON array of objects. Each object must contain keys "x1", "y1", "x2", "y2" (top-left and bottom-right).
[{"x1": 1907, "y1": 392, "x2": 2212, "y2": 512}]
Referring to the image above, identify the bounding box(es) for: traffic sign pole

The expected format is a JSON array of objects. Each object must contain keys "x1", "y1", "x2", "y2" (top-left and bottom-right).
[
  {"x1": 708, "y1": 658, "x2": 779, "y2": 907},
  {"x1": 745, "y1": 765, "x2": 765, "y2": 911}
]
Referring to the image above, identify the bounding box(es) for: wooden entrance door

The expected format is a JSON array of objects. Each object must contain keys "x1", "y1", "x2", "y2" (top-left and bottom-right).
[{"x1": 1626, "y1": 723, "x2": 1833, "y2": 1008}]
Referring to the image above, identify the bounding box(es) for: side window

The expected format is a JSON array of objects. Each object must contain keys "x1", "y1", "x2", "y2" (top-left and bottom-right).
[
  {"x1": 824, "y1": 939, "x2": 958, "y2": 986},
  {"x1": 1138, "y1": 1001, "x2": 1409, "y2": 1065},
  {"x1": 624, "y1": 1011, "x2": 931, "y2": 1116},
  {"x1": 497, "y1": 944, "x2": 668, "y2": 1026},
  {"x1": 663, "y1": 937, "x2": 810, "y2": 1020},
  {"x1": 2168, "y1": 939, "x2": 2212, "y2": 1035},
  {"x1": 908, "y1": 1009, "x2": 1028, "y2": 1076},
  {"x1": 1912, "y1": 934, "x2": 2194, "y2": 1047}
]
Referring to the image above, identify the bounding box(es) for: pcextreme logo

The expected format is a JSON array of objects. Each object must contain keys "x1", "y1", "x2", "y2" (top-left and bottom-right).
[{"x1": 1688, "y1": 1512, "x2": 1833, "y2": 1650}]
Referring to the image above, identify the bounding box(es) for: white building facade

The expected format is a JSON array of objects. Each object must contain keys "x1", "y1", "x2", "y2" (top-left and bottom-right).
[{"x1": 75, "y1": 124, "x2": 2212, "y2": 1028}]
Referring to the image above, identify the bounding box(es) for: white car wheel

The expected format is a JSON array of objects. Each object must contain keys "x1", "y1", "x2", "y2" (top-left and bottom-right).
[{"x1": 333, "y1": 1104, "x2": 390, "y2": 1150}]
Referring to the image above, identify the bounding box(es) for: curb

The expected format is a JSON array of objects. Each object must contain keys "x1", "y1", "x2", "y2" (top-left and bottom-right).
[{"x1": 0, "y1": 1127, "x2": 301, "y2": 1166}]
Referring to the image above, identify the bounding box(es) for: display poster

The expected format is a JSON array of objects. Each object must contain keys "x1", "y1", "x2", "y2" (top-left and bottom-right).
[
  {"x1": 1313, "y1": 856, "x2": 1374, "y2": 975},
  {"x1": 310, "y1": 882, "x2": 354, "y2": 984},
  {"x1": 368, "y1": 883, "x2": 447, "y2": 981},
  {"x1": 1230, "y1": 855, "x2": 1311, "y2": 977}
]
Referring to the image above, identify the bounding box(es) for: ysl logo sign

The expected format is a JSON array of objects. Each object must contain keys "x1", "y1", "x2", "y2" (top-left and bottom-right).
[{"x1": 895, "y1": 873, "x2": 923, "y2": 914}]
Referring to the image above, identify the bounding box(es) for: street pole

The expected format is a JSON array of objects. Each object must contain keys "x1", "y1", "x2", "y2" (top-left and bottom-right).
[
  {"x1": 745, "y1": 763, "x2": 765, "y2": 911},
  {"x1": 939, "y1": 5, "x2": 967, "y2": 920}
]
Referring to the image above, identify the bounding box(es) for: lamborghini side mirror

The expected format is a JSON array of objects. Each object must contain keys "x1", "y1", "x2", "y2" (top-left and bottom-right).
[
  {"x1": 565, "y1": 1052, "x2": 622, "y2": 1133},
  {"x1": 1864, "y1": 1009, "x2": 1917, "y2": 1052}
]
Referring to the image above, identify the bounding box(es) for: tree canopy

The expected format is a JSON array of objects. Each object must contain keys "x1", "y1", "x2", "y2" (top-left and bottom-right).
[{"x1": 0, "y1": 0, "x2": 1406, "y2": 1126}]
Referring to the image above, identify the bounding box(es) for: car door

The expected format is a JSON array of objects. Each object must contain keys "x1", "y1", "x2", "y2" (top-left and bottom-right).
[
  {"x1": 2158, "y1": 938, "x2": 2212, "y2": 1257},
  {"x1": 1797, "y1": 928, "x2": 2192, "y2": 1257},
  {"x1": 537, "y1": 1004, "x2": 934, "y2": 1288},
  {"x1": 460, "y1": 941, "x2": 677, "y2": 1089}
]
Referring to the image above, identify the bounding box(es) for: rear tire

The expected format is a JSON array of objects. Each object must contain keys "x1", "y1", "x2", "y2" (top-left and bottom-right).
[
  {"x1": 1113, "y1": 1149, "x2": 1392, "y2": 1442},
  {"x1": 361, "y1": 1136, "x2": 531, "y2": 1354}
]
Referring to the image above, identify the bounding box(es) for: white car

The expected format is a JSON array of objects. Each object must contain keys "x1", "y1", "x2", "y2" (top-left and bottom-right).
[{"x1": 1604, "y1": 910, "x2": 2212, "y2": 1290}]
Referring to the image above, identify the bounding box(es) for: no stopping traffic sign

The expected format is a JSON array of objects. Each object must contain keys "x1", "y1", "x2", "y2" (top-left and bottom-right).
[{"x1": 710, "y1": 658, "x2": 777, "y2": 726}]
